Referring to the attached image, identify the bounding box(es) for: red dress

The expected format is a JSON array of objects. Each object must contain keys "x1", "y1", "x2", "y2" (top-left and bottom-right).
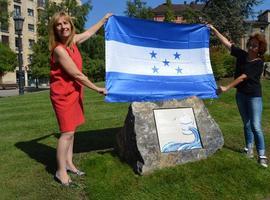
[{"x1": 50, "y1": 44, "x2": 84, "y2": 132}]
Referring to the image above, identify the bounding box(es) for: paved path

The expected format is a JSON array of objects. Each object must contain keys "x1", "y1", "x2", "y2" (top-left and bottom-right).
[
  {"x1": 0, "y1": 89, "x2": 20, "y2": 97},
  {"x1": 0, "y1": 87, "x2": 49, "y2": 97}
]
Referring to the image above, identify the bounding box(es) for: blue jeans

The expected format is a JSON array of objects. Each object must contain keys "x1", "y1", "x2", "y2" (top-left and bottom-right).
[{"x1": 236, "y1": 92, "x2": 266, "y2": 156}]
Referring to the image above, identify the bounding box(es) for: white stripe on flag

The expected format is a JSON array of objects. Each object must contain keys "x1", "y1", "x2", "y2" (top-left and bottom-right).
[{"x1": 106, "y1": 40, "x2": 213, "y2": 76}]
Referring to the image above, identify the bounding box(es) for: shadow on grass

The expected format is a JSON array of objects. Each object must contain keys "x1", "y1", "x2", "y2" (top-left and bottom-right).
[
  {"x1": 223, "y1": 144, "x2": 243, "y2": 154},
  {"x1": 15, "y1": 127, "x2": 121, "y2": 175},
  {"x1": 74, "y1": 128, "x2": 120, "y2": 153}
]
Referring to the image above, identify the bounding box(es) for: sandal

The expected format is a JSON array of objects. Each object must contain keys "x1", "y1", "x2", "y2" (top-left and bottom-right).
[
  {"x1": 54, "y1": 173, "x2": 72, "y2": 186},
  {"x1": 66, "y1": 167, "x2": 86, "y2": 176}
]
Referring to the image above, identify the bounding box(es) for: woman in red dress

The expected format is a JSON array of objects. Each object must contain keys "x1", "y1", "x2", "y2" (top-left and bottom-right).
[{"x1": 48, "y1": 11, "x2": 112, "y2": 185}]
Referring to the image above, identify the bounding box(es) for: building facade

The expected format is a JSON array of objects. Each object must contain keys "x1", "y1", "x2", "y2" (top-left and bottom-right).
[{"x1": 0, "y1": 0, "x2": 81, "y2": 86}]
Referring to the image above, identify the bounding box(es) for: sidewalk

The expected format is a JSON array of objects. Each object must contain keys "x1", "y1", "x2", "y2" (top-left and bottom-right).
[
  {"x1": 0, "y1": 89, "x2": 19, "y2": 97},
  {"x1": 0, "y1": 87, "x2": 49, "y2": 97}
]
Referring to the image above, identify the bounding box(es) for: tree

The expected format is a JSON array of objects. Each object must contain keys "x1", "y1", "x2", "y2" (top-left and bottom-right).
[
  {"x1": 81, "y1": 34, "x2": 105, "y2": 60},
  {"x1": 210, "y1": 46, "x2": 235, "y2": 79},
  {"x1": 0, "y1": 43, "x2": 17, "y2": 75},
  {"x1": 30, "y1": 42, "x2": 50, "y2": 79},
  {"x1": 79, "y1": 33, "x2": 106, "y2": 82},
  {"x1": 125, "y1": 0, "x2": 154, "y2": 19},
  {"x1": 181, "y1": 7, "x2": 209, "y2": 24},
  {"x1": 82, "y1": 51, "x2": 105, "y2": 82},
  {"x1": 30, "y1": 0, "x2": 92, "y2": 79},
  {"x1": 201, "y1": 0, "x2": 262, "y2": 44},
  {"x1": 164, "y1": 0, "x2": 176, "y2": 22}
]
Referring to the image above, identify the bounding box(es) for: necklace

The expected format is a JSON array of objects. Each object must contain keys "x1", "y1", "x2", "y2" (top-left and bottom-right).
[{"x1": 247, "y1": 57, "x2": 261, "y2": 62}]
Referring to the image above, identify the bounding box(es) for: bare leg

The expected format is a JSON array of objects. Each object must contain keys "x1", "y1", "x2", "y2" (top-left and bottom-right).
[
  {"x1": 56, "y1": 131, "x2": 74, "y2": 183},
  {"x1": 66, "y1": 136, "x2": 78, "y2": 172}
]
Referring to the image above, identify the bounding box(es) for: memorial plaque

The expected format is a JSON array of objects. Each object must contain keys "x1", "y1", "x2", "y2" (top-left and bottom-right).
[{"x1": 154, "y1": 108, "x2": 202, "y2": 153}]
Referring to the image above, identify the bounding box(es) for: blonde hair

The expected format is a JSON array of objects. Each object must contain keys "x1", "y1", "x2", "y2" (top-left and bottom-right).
[{"x1": 48, "y1": 11, "x2": 76, "y2": 51}]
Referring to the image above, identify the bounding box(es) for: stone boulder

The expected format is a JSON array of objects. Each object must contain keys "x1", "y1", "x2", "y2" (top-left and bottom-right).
[{"x1": 116, "y1": 97, "x2": 224, "y2": 175}]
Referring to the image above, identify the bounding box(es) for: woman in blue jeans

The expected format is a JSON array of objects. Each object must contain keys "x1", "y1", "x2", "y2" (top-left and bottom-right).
[{"x1": 208, "y1": 24, "x2": 268, "y2": 167}]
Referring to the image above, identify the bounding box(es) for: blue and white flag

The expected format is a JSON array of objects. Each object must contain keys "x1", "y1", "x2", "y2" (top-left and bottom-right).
[{"x1": 105, "y1": 16, "x2": 217, "y2": 102}]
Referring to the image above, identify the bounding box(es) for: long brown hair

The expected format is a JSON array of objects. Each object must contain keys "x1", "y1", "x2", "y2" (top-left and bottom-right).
[
  {"x1": 246, "y1": 33, "x2": 267, "y2": 58},
  {"x1": 48, "y1": 11, "x2": 76, "y2": 51}
]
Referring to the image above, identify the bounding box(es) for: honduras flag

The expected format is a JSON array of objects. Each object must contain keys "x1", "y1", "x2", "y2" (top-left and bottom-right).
[{"x1": 105, "y1": 16, "x2": 217, "y2": 102}]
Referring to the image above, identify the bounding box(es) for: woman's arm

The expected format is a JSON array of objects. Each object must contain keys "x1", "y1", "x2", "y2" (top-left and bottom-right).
[
  {"x1": 208, "y1": 24, "x2": 232, "y2": 50},
  {"x1": 74, "y1": 13, "x2": 113, "y2": 45},
  {"x1": 53, "y1": 46, "x2": 106, "y2": 94},
  {"x1": 218, "y1": 74, "x2": 247, "y2": 94}
]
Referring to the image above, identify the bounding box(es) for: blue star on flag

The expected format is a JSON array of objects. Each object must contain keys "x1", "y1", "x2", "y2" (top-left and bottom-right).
[
  {"x1": 176, "y1": 67, "x2": 183, "y2": 74},
  {"x1": 150, "y1": 51, "x2": 157, "y2": 58},
  {"x1": 174, "y1": 52, "x2": 181, "y2": 59},
  {"x1": 163, "y1": 59, "x2": 170, "y2": 66},
  {"x1": 152, "y1": 66, "x2": 159, "y2": 73}
]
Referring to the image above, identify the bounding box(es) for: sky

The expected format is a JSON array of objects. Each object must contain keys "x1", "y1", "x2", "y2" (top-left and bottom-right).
[{"x1": 82, "y1": 0, "x2": 270, "y2": 28}]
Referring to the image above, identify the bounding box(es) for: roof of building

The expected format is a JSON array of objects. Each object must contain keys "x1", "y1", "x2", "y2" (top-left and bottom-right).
[
  {"x1": 258, "y1": 9, "x2": 270, "y2": 17},
  {"x1": 244, "y1": 20, "x2": 269, "y2": 26},
  {"x1": 152, "y1": 3, "x2": 205, "y2": 15}
]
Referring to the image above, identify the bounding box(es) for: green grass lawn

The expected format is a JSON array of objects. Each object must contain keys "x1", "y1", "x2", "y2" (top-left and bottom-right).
[{"x1": 0, "y1": 80, "x2": 270, "y2": 200}]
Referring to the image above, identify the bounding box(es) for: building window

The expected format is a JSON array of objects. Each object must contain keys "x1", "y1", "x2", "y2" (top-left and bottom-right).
[
  {"x1": 28, "y1": 54, "x2": 33, "y2": 64},
  {"x1": 14, "y1": 0, "x2": 21, "y2": 3},
  {"x1": 260, "y1": 27, "x2": 265, "y2": 33},
  {"x1": 37, "y1": 0, "x2": 46, "y2": 8},
  {"x1": 1, "y1": 35, "x2": 9, "y2": 45},
  {"x1": 27, "y1": 8, "x2": 34, "y2": 17},
  {"x1": 14, "y1": 5, "x2": 21, "y2": 16},
  {"x1": 0, "y1": 21, "x2": 9, "y2": 32},
  {"x1": 0, "y1": 1, "x2": 8, "y2": 32},
  {"x1": 28, "y1": 24, "x2": 35, "y2": 32},
  {"x1": 29, "y1": 39, "x2": 35, "y2": 49}
]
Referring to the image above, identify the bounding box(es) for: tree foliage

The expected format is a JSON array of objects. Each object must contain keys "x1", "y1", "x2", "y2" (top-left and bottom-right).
[
  {"x1": 0, "y1": 43, "x2": 17, "y2": 75},
  {"x1": 210, "y1": 46, "x2": 235, "y2": 79},
  {"x1": 164, "y1": 0, "x2": 176, "y2": 22},
  {"x1": 181, "y1": 7, "x2": 209, "y2": 24},
  {"x1": 30, "y1": 0, "x2": 92, "y2": 79},
  {"x1": 82, "y1": 51, "x2": 105, "y2": 82},
  {"x1": 31, "y1": 41, "x2": 50, "y2": 79},
  {"x1": 125, "y1": 0, "x2": 154, "y2": 19},
  {"x1": 201, "y1": 0, "x2": 262, "y2": 44},
  {"x1": 79, "y1": 34, "x2": 106, "y2": 81},
  {"x1": 81, "y1": 34, "x2": 105, "y2": 60}
]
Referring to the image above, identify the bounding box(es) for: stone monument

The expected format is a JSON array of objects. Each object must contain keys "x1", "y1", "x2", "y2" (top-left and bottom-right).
[{"x1": 116, "y1": 97, "x2": 224, "y2": 175}]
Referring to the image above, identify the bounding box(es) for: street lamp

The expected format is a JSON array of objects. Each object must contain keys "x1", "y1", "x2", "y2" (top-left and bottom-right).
[{"x1": 13, "y1": 15, "x2": 25, "y2": 95}]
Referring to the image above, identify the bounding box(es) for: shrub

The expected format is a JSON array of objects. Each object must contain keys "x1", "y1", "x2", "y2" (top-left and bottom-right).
[
  {"x1": 264, "y1": 54, "x2": 270, "y2": 62},
  {"x1": 210, "y1": 46, "x2": 235, "y2": 79}
]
